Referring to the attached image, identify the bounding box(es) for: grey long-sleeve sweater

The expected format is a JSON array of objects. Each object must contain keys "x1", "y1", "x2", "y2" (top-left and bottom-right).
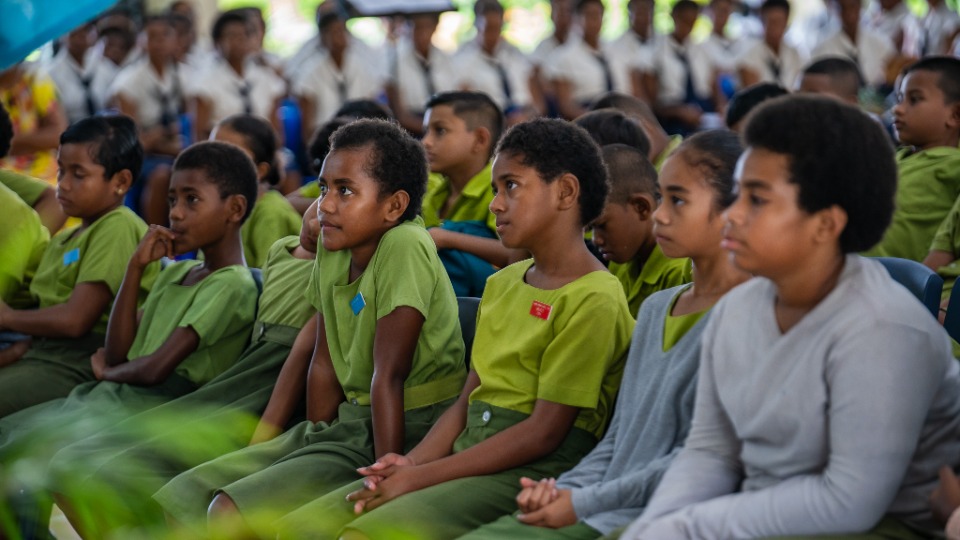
[{"x1": 558, "y1": 285, "x2": 706, "y2": 535}]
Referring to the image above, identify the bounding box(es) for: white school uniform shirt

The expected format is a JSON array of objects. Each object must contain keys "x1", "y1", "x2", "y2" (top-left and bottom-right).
[
  {"x1": 387, "y1": 38, "x2": 456, "y2": 114},
  {"x1": 919, "y1": 2, "x2": 960, "y2": 56},
  {"x1": 191, "y1": 56, "x2": 285, "y2": 125},
  {"x1": 865, "y1": 1, "x2": 919, "y2": 54},
  {"x1": 545, "y1": 36, "x2": 625, "y2": 103},
  {"x1": 699, "y1": 32, "x2": 746, "y2": 73},
  {"x1": 645, "y1": 36, "x2": 713, "y2": 106},
  {"x1": 529, "y1": 34, "x2": 563, "y2": 68},
  {"x1": 291, "y1": 43, "x2": 387, "y2": 127},
  {"x1": 736, "y1": 38, "x2": 805, "y2": 90},
  {"x1": 107, "y1": 59, "x2": 184, "y2": 130},
  {"x1": 453, "y1": 40, "x2": 532, "y2": 111},
  {"x1": 606, "y1": 29, "x2": 657, "y2": 86},
  {"x1": 811, "y1": 27, "x2": 895, "y2": 87},
  {"x1": 43, "y1": 49, "x2": 113, "y2": 124}
]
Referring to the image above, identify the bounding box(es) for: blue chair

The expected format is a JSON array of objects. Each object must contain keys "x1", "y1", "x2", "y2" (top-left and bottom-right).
[
  {"x1": 457, "y1": 297, "x2": 481, "y2": 369},
  {"x1": 874, "y1": 257, "x2": 943, "y2": 317},
  {"x1": 943, "y1": 285, "x2": 960, "y2": 343}
]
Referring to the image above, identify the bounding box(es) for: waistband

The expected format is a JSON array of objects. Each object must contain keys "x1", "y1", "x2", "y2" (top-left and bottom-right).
[
  {"x1": 344, "y1": 371, "x2": 466, "y2": 411},
  {"x1": 250, "y1": 321, "x2": 302, "y2": 347}
]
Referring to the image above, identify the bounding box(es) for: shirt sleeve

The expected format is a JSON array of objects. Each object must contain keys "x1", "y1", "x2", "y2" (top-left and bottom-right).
[
  {"x1": 178, "y1": 268, "x2": 258, "y2": 348},
  {"x1": 930, "y1": 196, "x2": 960, "y2": 254},
  {"x1": 625, "y1": 318, "x2": 951, "y2": 539},
  {"x1": 76, "y1": 212, "x2": 143, "y2": 294},
  {"x1": 372, "y1": 224, "x2": 437, "y2": 320}
]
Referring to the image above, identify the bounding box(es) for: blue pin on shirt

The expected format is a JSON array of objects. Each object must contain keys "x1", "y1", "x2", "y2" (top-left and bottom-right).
[
  {"x1": 63, "y1": 248, "x2": 80, "y2": 266},
  {"x1": 350, "y1": 292, "x2": 366, "y2": 315}
]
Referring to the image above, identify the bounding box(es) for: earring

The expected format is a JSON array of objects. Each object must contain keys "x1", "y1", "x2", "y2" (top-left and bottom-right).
[{"x1": 116, "y1": 189, "x2": 125, "y2": 196}]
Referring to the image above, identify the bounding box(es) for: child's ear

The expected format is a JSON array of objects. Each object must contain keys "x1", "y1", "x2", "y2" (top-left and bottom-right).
[
  {"x1": 472, "y1": 127, "x2": 492, "y2": 157},
  {"x1": 556, "y1": 173, "x2": 581, "y2": 212},
  {"x1": 629, "y1": 193, "x2": 657, "y2": 220},
  {"x1": 947, "y1": 102, "x2": 960, "y2": 130},
  {"x1": 111, "y1": 169, "x2": 134, "y2": 197},
  {"x1": 226, "y1": 194, "x2": 248, "y2": 224},
  {"x1": 813, "y1": 205, "x2": 848, "y2": 245},
  {"x1": 383, "y1": 190, "x2": 410, "y2": 222},
  {"x1": 255, "y1": 161, "x2": 271, "y2": 181}
]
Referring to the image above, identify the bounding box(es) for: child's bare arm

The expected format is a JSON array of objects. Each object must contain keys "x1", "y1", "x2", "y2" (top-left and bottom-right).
[
  {"x1": 924, "y1": 249, "x2": 954, "y2": 273},
  {"x1": 95, "y1": 326, "x2": 200, "y2": 385},
  {"x1": 305, "y1": 314, "x2": 345, "y2": 424},
  {"x1": 370, "y1": 306, "x2": 424, "y2": 459},
  {"x1": 404, "y1": 370, "x2": 480, "y2": 465},
  {"x1": 429, "y1": 229, "x2": 523, "y2": 268},
  {"x1": 0, "y1": 282, "x2": 112, "y2": 338},
  {"x1": 251, "y1": 314, "x2": 319, "y2": 444}
]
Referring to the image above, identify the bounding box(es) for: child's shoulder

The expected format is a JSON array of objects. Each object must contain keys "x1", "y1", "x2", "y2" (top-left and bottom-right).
[
  {"x1": 898, "y1": 145, "x2": 960, "y2": 165},
  {"x1": 87, "y1": 206, "x2": 148, "y2": 235},
  {"x1": 489, "y1": 260, "x2": 626, "y2": 306},
  {"x1": 265, "y1": 235, "x2": 303, "y2": 265},
  {"x1": 377, "y1": 217, "x2": 433, "y2": 252}
]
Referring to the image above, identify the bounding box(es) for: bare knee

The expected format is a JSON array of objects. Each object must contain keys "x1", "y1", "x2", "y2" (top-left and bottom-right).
[{"x1": 207, "y1": 492, "x2": 239, "y2": 521}]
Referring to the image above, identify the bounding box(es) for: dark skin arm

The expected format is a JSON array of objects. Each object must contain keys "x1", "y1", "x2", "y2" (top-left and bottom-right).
[
  {"x1": 0, "y1": 282, "x2": 112, "y2": 338},
  {"x1": 551, "y1": 78, "x2": 586, "y2": 121},
  {"x1": 349, "y1": 371, "x2": 580, "y2": 513},
  {"x1": 384, "y1": 82, "x2": 425, "y2": 136},
  {"x1": 9, "y1": 102, "x2": 67, "y2": 156},
  {"x1": 92, "y1": 326, "x2": 200, "y2": 385},
  {"x1": 32, "y1": 187, "x2": 67, "y2": 232},
  {"x1": 923, "y1": 250, "x2": 953, "y2": 273},
  {"x1": 305, "y1": 313, "x2": 346, "y2": 424},
  {"x1": 370, "y1": 306, "x2": 423, "y2": 459},
  {"x1": 250, "y1": 314, "x2": 319, "y2": 444},
  {"x1": 190, "y1": 96, "x2": 213, "y2": 143}
]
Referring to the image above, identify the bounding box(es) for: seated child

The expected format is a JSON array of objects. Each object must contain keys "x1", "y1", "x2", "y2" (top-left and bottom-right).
[
  {"x1": 592, "y1": 144, "x2": 689, "y2": 315},
  {"x1": 865, "y1": 56, "x2": 960, "y2": 262},
  {"x1": 589, "y1": 92, "x2": 681, "y2": 170},
  {"x1": 623, "y1": 95, "x2": 960, "y2": 539},
  {"x1": 211, "y1": 114, "x2": 301, "y2": 268},
  {"x1": 46, "y1": 202, "x2": 320, "y2": 537},
  {"x1": 460, "y1": 130, "x2": 750, "y2": 540},
  {"x1": 723, "y1": 82, "x2": 788, "y2": 132},
  {"x1": 0, "y1": 104, "x2": 66, "y2": 232},
  {"x1": 270, "y1": 118, "x2": 635, "y2": 539},
  {"x1": 0, "y1": 140, "x2": 261, "y2": 539},
  {"x1": 420, "y1": 91, "x2": 518, "y2": 296},
  {"x1": 0, "y1": 115, "x2": 156, "y2": 418},
  {"x1": 574, "y1": 109, "x2": 651, "y2": 157},
  {"x1": 797, "y1": 56, "x2": 865, "y2": 106},
  {"x1": 154, "y1": 119, "x2": 466, "y2": 537}
]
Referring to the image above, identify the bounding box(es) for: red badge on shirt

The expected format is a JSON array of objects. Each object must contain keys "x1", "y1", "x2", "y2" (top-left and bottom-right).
[{"x1": 530, "y1": 301, "x2": 552, "y2": 321}]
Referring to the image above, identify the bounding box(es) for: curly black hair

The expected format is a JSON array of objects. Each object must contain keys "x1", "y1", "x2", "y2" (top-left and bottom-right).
[
  {"x1": 575, "y1": 109, "x2": 651, "y2": 158},
  {"x1": 173, "y1": 141, "x2": 259, "y2": 223},
  {"x1": 674, "y1": 130, "x2": 743, "y2": 210},
  {"x1": 495, "y1": 118, "x2": 608, "y2": 226},
  {"x1": 743, "y1": 95, "x2": 896, "y2": 253},
  {"x1": 216, "y1": 114, "x2": 279, "y2": 185},
  {"x1": 60, "y1": 114, "x2": 144, "y2": 181},
  {"x1": 328, "y1": 119, "x2": 428, "y2": 222},
  {"x1": 212, "y1": 9, "x2": 251, "y2": 43},
  {"x1": 725, "y1": 82, "x2": 788, "y2": 129},
  {"x1": 0, "y1": 104, "x2": 13, "y2": 159}
]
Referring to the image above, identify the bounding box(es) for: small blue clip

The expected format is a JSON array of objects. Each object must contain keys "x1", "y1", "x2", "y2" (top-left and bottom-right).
[
  {"x1": 350, "y1": 292, "x2": 366, "y2": 315},
  {"x1": 63, "y1": 248, "x2": 80, "y2": 266}
]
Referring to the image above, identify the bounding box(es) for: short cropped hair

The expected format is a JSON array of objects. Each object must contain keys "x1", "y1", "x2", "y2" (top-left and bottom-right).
[
  {"x1": 577, "y1": 0, "x2": 604, "y2": 11},
  {"x1": 328, "y1": 119, "x2": 428, "y2": 222},
  {"x1": 743, "y1": 95, "x2": 896, "y2": 252},
  {"x1": 173, "y1": 141, "x2": 259, "y2": 223},
  {"x1": 675, "y1": 130, "x2": 742, "y2": 209},
  {"x1": 425, "y1": 91, "x2": 504, "y2": 158},
  {"x1": 212, "y1": 10, "x2": 251, "y2": 42},
  {"x1": 60, "y1": 115, "x2": 144, "y2": 180},
  {"x1": 802, "y1": 56, "x2": 865, "y2": 96},
  {"x1": 335, "y1": 99, "x2": 395, "y2": 120},
  {"x1": 317, "y1": 10, "x2": 342, "y2": 32},
  {"x1": 217, "y1": 114, "x2": 279, "y2": 185},
  {"x1": 602, "y1": 143, "x2": 658, "y2": 204},
  {"x1": 761, "y1": 0, "x2": 791, "y2": 15},
  {"x1": 725, "y1": 83, "x2": 789, "y2": 128},
  {"x1": 0, "y1": 105, "x2": 12, "y2": 159},
  {"x1": 574, "y1": 109, "x2": 651, "y2": 158},
  {"x1": 308, "y1": 117, "x2": 352, "y2": 174},
  {"x1": 903, "y1": 55, "x2": 960, "y2": 103},
  {"x1": 143, "y1": 13, "x2": 176, "y2": 30},
  {"x1": 474, "y1": 0, "x2": 505, "y2": 17},
  {"x1": 495, "y1": 118, "x2": 609, "y2": 226},
  {"x1": 672, "y1": 0, "x2": 700, "y2": 15}
]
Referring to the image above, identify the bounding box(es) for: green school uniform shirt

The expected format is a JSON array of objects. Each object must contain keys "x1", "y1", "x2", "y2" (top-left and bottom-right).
[
  {"x1": 29, "y1": 206, "x2": 156, "y2": 335},
  {"x1": 255, "y1": 235, "x2": 316, "y2": 328},
  {"x1": 129, "y1": 260, "x2": 258, "y2": 385},
  {"x1": 609, "y1": 244, "x2": 691, "y2": 316},
  {"x1": 299, "y1": 180, "x2": 320, "y2": 200},
  {"x1": 0, "y1": 183, "x2": 48, "y2": 309},
  {"x1": 421, "y1": 163, "x2": 496, "y2": 231},
  {"x1": 304, "y1": 217, "x2": 466, "y2": 409},
  {"x1": 653, "y1": 135, "x2": 684, "y2": 172},
  {"x1": 662, "y1": 284, "x2": 707, "y2": 352},
  {"x1": 864, "y1": 146, "x2": 960, "y2": 261},
  {"x1": 241, "y1": 190, "x2": 302, "y2": 269},
  {"x1": 0, "y1": 169, "x2": 48, "y2": 206},
  {"x1": 468, "y1": 259, "x2": 635, "y2": 439}
]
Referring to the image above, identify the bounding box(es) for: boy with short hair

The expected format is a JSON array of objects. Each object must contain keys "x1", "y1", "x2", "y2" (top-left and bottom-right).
[
  {"x1": 797, "y1": 56, "x2": 865, "y2": 106},
  {"x1": 421, "y1": 91, "x2": 516, "y2": 296},
  {"x1": 724, "y1": 82, "x2": 788, "y2": 132},
  {"x1": 865, "y1": 56, "x2": 960, "y2": 262},
  {"x1": 590, "y1": 92, "x2": 681, "y2": 171},
  {"x1": 592, "y1": 144, "x2": 689, "y2": 316}
]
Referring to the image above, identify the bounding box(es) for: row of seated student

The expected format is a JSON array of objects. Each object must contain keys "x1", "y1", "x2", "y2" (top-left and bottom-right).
[
  {"x1": 6, "y1": 0, "x2": 960, "y2": 190},
  {"x1": 1, "y1": 88, "x2": 960, "y2": 540}
]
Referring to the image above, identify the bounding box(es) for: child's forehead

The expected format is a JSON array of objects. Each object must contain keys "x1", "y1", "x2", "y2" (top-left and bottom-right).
[
  {"x1": 170, "y1": 168, "x2": 221, "y2": 191},
  {"x1": 491, "y1": 152, "x2": 543, "y2": 180},
  {"x1": 320, "y1": 148, "x2": 378, "y2": 182},
  {"x1": 58, "y1": 142, "x2": 103, "y2": 168},
  {"x1": 903, "y1": 69, "x2": 943, "y2": 91},
  {"x1": 426, "y1": 105, "x2": 468, "y2": 126}
]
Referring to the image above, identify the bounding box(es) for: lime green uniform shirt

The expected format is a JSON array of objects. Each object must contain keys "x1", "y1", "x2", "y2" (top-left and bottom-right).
[
  {"x1": 468, "y1": 259, "x2": 635, "y2": 439},
  {"x1": 241, "y1": 190, "x2": 302, "y2": 269},
  {"x1": 298, "y1": 181, "x2": 320, "y2": 200},
  {"x1": 304, "y1": 217, "x2": 466, "y2": 409},
  {"x1": 865, "y1": 146, "x2": 960, "y2": 261},
  {"x1": 421, "y1": 163, "x2": 496, "y2": 232},
  {"x1": 0, "y1": 183, "x2": 48, "y2": 308},
  {"x1": 129, "y1": 260, "x2": 258, "y2": 385},
  {"x1": 0, "y1": 169, "x2": 48, "y2": 206},
  {"x1": 654, "y1": 135, "x2": 684, "y2": 172},
  {"x1": 662, "y1": 284, "x2": 707, "y2": 352},
  {"x1": 609, "y1": 244, "x2": 692, "y2": 316},
  {"x1": 29, "y1": 206, "x2": 156, "y2": 335},
  {"x1": 255, "y1": 236, "x2": 316, "y2": 328}
]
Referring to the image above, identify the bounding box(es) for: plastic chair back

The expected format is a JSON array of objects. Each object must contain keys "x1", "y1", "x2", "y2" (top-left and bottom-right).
[
  {"x1": 457, "y1": 297, "x2": 481, "y2": 369},
  {"x1": 874, "y1": 256, "x2": 943, "y2": 317}
]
